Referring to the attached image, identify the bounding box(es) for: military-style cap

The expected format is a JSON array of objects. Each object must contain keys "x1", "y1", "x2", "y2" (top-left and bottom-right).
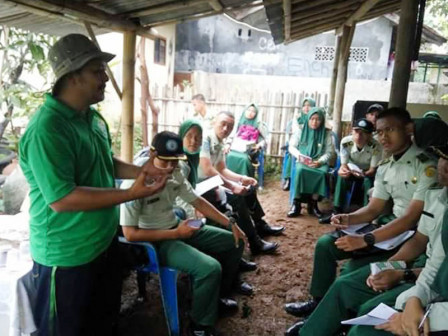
[
  {"x1": 366, "y1": 104, "x2": 384, "y2": 115},
  {"x1": 353, "y1": 118, "x2": 374, "y2": 133},
  {"x1": 48, "y1": 34, "x2": 115, "y2": 84},
  {"x1": 151, "y1": 131, "x2": 187, "y2": 160},
  {"x1": 423, "y1": 111, "x2": 441, "y2": 120}
]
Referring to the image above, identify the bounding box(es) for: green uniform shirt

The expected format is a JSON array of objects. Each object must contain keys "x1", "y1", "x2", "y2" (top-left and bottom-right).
[
  {"x1": 395, "y1": 188, "x2": 448, "y2": 332},
  {"x1": 120, "y1": 168, "x2": 198, "y2": 230},
  {"x1": 19, "y1": 94, "x2": 118, "y2": 267},
  {"x1": 198, "y1": 132, "x2": 225, "y2": 181},
  {"x1": 340, "y1": 135, "x2": 382, "y2": 170},
  {"x1": 372, "y1": 144, "x2": 438, "y2": 218}
]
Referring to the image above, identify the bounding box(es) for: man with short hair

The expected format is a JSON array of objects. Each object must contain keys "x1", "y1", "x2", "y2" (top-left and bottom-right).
[
  {"x1": 284, "y1": 108, "x2": 438, "y2": 328},
  {"x1": 19, "y1": 34, "x2": 171, "y2": 335},
  {"x1": 320, "y1": 118, "x2": 382, "y2": 224},
  {"x1": 121, "y1": 131, "x2": 247, "y2": 336},
  {"x1": 191, "y1": 93, "x2": 215, "y2": 131},
  {"x1": 199, "y1": 111, "x2": 283, "y2": 254}
]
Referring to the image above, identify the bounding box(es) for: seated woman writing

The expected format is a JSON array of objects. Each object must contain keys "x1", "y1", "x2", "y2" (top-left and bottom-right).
[
  {"x1": 287, "y1": 107, "x2": 335, "y2": 218},
  {"x1": 225, "y1": 104, "x2": 268, "y2": 179}
]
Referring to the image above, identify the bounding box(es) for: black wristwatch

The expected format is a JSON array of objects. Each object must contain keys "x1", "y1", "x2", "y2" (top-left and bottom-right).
[
  {"x1": 363, "y1": 233, "x2": 376, "y2": 247},
  {"x1": 403, "y1": 269, "x2": 417, "y2": 282}
]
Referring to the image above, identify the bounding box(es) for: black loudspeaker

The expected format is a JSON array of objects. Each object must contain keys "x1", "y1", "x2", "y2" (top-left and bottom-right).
[{"x1": 351, "y1": 101, "x2": 388, "y2": 125}]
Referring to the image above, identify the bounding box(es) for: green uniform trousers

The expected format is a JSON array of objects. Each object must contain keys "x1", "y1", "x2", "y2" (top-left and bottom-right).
[
  {"x1": 155, "y1": 225, "x2": 243, "y2": 326},
  {"x1": 292, "y1": 163, "x2": 329, "y2": 201},
  {"x1": 309, "y1": 234, "x2": 397, "y2": 299},
  {"x1": 226, "y1": 150, "x2": 254, "y2": 177},
  {"x1": 333, "y1": 175, "x2": 374, "y2": 209},
  {"x1": 283, "y1": 151, "x2": 292, "y2": 179},
  {"x1": 300, "y1": 264, "x2": 414, "y2": 336}
]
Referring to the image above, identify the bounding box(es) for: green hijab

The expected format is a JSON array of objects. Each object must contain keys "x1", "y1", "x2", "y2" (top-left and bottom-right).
[
  {"x1": 298, "y1": 107, "x2": 327, "y2": 159},
  {"x1": 178, "y1": 119, "x2": 202, "y2": 188},
  {"x1": 298, "y1": 97, "x2": 317, "y2": 125},
  {"x1": 238, "y1": 104, "x2": 260, "y2": 129}
]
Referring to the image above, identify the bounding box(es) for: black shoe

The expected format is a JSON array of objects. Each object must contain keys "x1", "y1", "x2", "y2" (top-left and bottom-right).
[
  {"x1": 285, "y1": 320, "x2": 306, "y2": 336},
  {"x1": 234, "y1": 281, "x2": 254, "y2": 296},
  {"x1": 287, "y1": 201, "x2": 301, "y2": 217},
  {"x1": 284, "y1": 299, "x2": 319, "y2": 317},
  {"x1": 282, "y1": 178, "x2": 290, "y2": 191},
  {"x1": 318, "y1": 213, "x2": 333, "y2": 224},
  {"x1": 256, "y1": 219, "x2": 285, "y2": 237},
  {"x1": 219, "y1": 297, "x2": 238, "y2": 315},
  {"x1": 308, "y1": 200, "x2": 322, "y2": 218},
  {"x1": 249, "y1": 236, "x2": 279, "y2": 255},
  {"x1": 190, "y1": 322, "x2": 220, "y2": 336},
  {"x1": 239, "y1": 258, "x2": 257, "y2": 272}
]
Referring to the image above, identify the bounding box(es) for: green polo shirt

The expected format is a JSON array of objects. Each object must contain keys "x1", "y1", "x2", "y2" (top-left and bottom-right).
[{"x1": 19, "y1": 94, "x2": 118, "y2": 267}]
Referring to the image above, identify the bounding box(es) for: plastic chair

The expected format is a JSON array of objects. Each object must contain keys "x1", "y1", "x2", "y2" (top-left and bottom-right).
[
  {"x1": 118, "y1": 237, "x2": 180, "y2": 336},
  {"x1": 281, "y1": 120, "x2": 294, "y2": 183},
  {"x1": 256, "y1": 149, "x2": 265, "y2": 188}
]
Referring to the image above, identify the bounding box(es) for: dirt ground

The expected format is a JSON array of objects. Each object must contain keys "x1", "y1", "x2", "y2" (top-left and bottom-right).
[{"x1": 118, "y1": 177, "x2": 334, "y2": 336}]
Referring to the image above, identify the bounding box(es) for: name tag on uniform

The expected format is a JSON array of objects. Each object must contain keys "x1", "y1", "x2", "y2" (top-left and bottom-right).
[{"x1": 147, "y1": 197, "x2": 160, "y2": 205}]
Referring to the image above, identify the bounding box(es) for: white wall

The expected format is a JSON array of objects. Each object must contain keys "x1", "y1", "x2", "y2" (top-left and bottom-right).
[{"x1": 96, "y1": 25, "x2": 176, "y2": 125}]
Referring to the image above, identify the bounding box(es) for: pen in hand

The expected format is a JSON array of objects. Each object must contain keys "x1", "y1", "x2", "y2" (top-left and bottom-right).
[{"x1": 418, "y1": 303, "x2": 433, "y2": 330}]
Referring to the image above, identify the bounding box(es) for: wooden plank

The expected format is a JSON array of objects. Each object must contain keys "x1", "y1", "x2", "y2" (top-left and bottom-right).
[
  {"x1": 208, "y1": 0, "x2": 223, "y2": 11},
  {"x1": 327, "y1": 34, "x2": 341, "y2": 118},
  {"x1": 121, "y1": 31, "x2": 136, "y2": 162},
  {"x1": 291, "y1": 0, "x2": 361, "y2": 18},
  {"x1": 389, "y1": 0, "x2": 419, "y2": 108},
  {"x1": 339, "y1": 0, "x2": 382, "y2": 29},
  {"x1": 125, "y1": 0, "x2": 207, "y2": 18},
  {"x1": 283, "y1": 0, "x2": 291, "y2": 43},
  {"x1": 291, "y1": 6, "x2": 357, "y2": 28}
]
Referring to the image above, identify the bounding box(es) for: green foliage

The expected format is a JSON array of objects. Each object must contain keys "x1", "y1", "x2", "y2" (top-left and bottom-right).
[
  {"x1": 263, "y1": 156, "x2": 282, "y2": 179},
  {"x1": 111, "y1": 121, "x2": 144, "y2": 157},
  {"x1": 0, "y1": 26, "x2": 55, "y2": 139}
]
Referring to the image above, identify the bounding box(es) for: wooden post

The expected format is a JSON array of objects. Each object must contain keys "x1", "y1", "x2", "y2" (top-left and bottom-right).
[
  {"x1": 121, "y1": 31, "x2": 136, "y2": 162},
  {"x1": 327, "y1": 34, "x2": 341, "y2": 118},
  {"x1": 333, "y1": 24, "x2": 355, "y2": 140},
  {"x1": 138, "y1": 37, "x2": 149, "y2": 148},
  {"x1": 389, "y1": 0, "x2": 419, "y2": 108}
]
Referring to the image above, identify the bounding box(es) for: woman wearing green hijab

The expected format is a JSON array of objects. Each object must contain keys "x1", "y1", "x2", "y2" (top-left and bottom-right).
[
  {"x1": 226, "y1": 104, "x2": 268, "y2": 178},
  {"x1": 287, "y1": 107, "x2": 335, "y2": 218},
  {"x1": 282, "y1": 97, "x2": 317, "y2": 191}
]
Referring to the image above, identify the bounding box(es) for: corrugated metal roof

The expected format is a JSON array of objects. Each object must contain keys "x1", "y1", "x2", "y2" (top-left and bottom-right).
[
  {"x1": 264, "y1": 0, "x2": 406, "y2": 44},
  {"x1": 0, "y1": 0, "x2": 259, "y2": 37}
]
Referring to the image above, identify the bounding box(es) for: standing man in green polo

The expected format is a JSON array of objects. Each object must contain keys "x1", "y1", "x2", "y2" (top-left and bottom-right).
[
  {"x1": 320, "y1": 118, "x2": 382, "y2": 224},
  {"x1": 284, "y1": 108, "x2": 437, "y2": 322},
  {"x1": 19, "y1": 34, "x2": 171, "y2": 336}
]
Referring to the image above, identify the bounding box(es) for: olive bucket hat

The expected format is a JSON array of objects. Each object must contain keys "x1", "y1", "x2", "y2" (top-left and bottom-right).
[{"x1": 48, "y1": 34, "x2": 115, "y2": 85}]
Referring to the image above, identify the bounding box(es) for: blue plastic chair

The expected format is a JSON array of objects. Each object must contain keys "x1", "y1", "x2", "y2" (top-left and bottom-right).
[
  {"x1": 256, "y1": 149, "x2": 265, "y2": 188},
  {"x1": 118, "y1": 237, "x2": 180, "y2": 336}
]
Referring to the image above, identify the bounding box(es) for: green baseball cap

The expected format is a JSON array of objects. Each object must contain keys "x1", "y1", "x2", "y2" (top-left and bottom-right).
[{"x1": 48, "y1": 34, "x2": 115, "y2": 84}]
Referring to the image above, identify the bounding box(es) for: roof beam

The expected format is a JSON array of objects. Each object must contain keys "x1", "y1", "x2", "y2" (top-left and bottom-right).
[
  {"x1": 359, "y1": 1, "x2": 401, "y2": 21},
  {"x1": 4, "y1": 0, "x2": 160, "y2": 39},
  {"x1": 290, "y1": 19, "x2": 346, "y2": 40},
  {"x1": 283, "y1": 0, "x2": 291, "y2": 43},
  {"x1": 124, "y1": 0, "x2": 208, "y2": 18},
  {"x1": 335, "y1": 0, "x2": 382, "y2": 34},
  {"x1": 208, "y1": 0, "x2": 223, "y2": 11},
  {"x1": 291, "y1": 5, "x2": 357, "y2": 29}
]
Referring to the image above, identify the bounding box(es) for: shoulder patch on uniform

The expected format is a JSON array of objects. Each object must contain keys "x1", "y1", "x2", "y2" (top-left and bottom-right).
[
  {"x1": 416, "y1": 153, "x2": 430, "y2": 163},
  {"x1": 378, "y1": 158, "x2": 390, "y2": 166},
  {"x1": 343, "y1": 141, "x2": 353, "y2": 148},
  {"x1": 424, "y1": 166, "x2": 437, "y2": 178}
]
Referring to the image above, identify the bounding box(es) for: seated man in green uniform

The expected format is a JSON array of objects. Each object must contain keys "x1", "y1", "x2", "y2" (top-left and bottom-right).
[
  {"x1": 286, "y1": 143, "x2": 448, "y2": 336},
  {"x1": 352, "y1": 144, "x2": 448, "y2": 336},
  {"x1": 320, "y1": 118, "x2": 382, "y2": 224},
  {"x1": 120, "y1": 131, "x2": 247, "y2": 336},
  {"x1": 284, "y1": 108, "x2": 438, "y2": 321},
  {"x1": 199, "y1": 111, "x2": 283, "y2": 255}
]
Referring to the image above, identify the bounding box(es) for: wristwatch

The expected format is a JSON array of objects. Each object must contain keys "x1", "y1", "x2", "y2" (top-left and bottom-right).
[
  {"x1": 227, "y1": 217, "x2": 237, "y2": 230},
  {"x1": 403, "y1": 269, "x2": 417, "y2": 282},
  {"x1": 363, "y1": 233, "x2": 376, "y2": 247}
]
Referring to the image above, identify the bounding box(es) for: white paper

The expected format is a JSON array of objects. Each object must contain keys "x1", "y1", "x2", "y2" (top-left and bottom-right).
[
  {"x1": 195, "y1": 175, "x2": 224, "y2": 196},
  {"x1": 230, "y1": 138, "x2": 255, "y2": 153},
  {"x1": 342, "y1": 303, "x2": 397, "y2": 326},
  {"x1": 341, "y1": 223, "x2": 370, "y2": 235},
  {"x1": 348, "y1": 162, "x2": 363, "y2": 174},
  {"x1": 374, "y1": 231, "x2": 414, "y2": 251}
]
